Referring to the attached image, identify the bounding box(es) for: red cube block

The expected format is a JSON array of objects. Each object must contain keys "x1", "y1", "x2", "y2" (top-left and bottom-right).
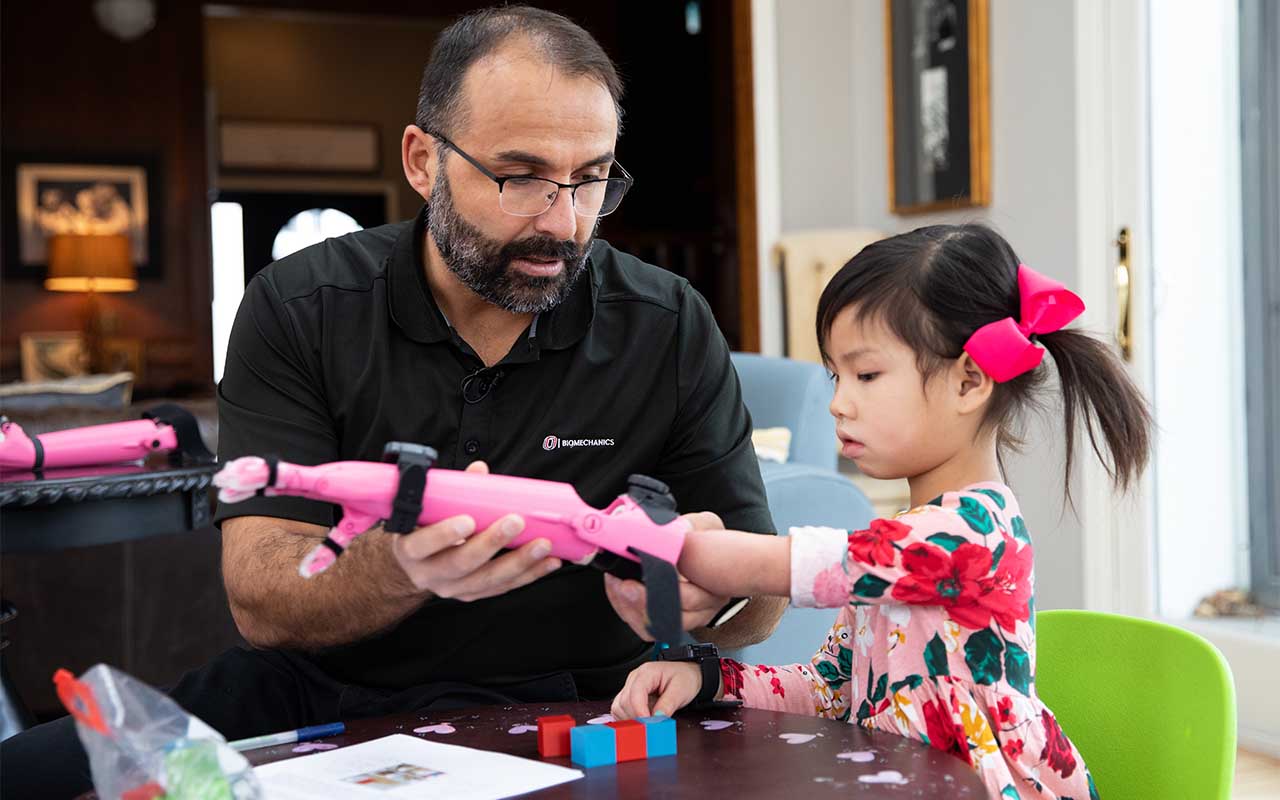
[
  {"x1": 537, "y1": 714, "x2": 575, "y2": 757},
  {"x1": 607, "y1": 719, "x2": 647, "y2": 762}
]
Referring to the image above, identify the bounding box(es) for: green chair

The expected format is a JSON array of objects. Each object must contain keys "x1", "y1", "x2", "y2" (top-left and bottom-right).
[{"x1": 1035, "y1": 610, "x2": 1236, "y2": 800}]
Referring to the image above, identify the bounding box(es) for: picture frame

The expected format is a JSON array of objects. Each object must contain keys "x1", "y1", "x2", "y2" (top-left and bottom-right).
[
  {"x1": 19, "y1": 332, "x2": 88, "y2": 382},
  {"x1": 2, "y1": 151, "x2": 163, "y2": 281},
  {"x1": 885, "y1": 0, "x2": 991, "y2": 214},
  {"x1": 218, "y1": 119, "x2": 381, "y2": 174}
]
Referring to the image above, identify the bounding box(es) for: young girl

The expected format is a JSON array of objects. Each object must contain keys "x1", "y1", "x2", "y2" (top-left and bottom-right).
[{"x1": 612, "y1": 225, "x2": 1151, "y2": 799}]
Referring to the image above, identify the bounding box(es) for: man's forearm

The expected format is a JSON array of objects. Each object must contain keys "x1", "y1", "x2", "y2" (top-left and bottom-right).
[
  {"x1": 691, "y1": 594, "x2": 788, "y2": 650},
  {"x1": 224, "y1": 521, "x2": 429, "y2": 650}
]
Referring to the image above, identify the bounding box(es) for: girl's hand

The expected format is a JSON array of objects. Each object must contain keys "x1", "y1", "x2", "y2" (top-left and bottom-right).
[{"x1": 611, "y1": 661, "x2": 706, "y2": 720}]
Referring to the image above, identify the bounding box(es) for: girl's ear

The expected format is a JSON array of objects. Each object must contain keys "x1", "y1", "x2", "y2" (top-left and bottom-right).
[{"x1": 953, "y1": 352, "x2": 994, "y2": 414}]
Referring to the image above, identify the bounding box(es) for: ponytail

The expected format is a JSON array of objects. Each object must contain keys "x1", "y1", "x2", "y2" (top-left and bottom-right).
[{"x1": 1038, "y1": 329, "x2": 1153, "y2": 498}]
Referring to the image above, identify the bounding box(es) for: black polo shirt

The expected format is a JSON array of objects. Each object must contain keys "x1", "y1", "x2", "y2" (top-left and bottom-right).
[{"x1": 215, "y1": 207, "x2": 774, "y2": 698}]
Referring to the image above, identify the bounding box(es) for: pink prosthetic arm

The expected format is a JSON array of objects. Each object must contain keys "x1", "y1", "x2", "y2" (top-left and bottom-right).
[
  {"x1": 0, "y1": 405, "x2": 213, "y2": 471},
  {"x1": 212, "y1": 445, "x2": 689, "y2": 579}
]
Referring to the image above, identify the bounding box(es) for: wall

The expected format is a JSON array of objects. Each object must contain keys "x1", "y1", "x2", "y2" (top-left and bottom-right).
[
  {"x1": 0, "y1": 1, "x2": 213, "y2": 395},
  {"x1": 204, "y1": 10, "x2": 449, "y2": 234},
  {"x1": 766, "y1": 0, "x2": 1085, "y2": 609}
]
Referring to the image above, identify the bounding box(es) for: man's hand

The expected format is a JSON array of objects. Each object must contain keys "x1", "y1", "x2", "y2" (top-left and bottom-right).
[
  {"x1": 602, "y1": 511, "x2": 728, "y2": 640},
  {"x1": 389, "y1": 461, "x2": 562, "y2": 602}
]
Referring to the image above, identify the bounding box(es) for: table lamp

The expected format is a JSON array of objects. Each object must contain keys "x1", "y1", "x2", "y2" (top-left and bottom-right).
[{"x1": 44, "y1": 233, "x2": 138, "y2": 374}]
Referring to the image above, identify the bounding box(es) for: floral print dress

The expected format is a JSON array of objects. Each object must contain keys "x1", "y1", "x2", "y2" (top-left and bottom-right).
[{"x1": 719, "y1": 483, "x2": 1097, "y2": 799}]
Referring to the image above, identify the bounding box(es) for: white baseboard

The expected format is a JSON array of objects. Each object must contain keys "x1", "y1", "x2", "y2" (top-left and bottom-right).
[{"x1": 1239, "y1": 725, "x2": 1280, "y2": 760}]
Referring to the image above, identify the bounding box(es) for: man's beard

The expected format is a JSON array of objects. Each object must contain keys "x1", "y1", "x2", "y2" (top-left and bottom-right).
[{"x1": 426, "y1": 169, "x2": 595, "y2": 314}]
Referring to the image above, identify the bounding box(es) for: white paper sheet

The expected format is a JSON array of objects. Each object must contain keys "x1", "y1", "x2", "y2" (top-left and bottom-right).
[{"x1": 255, "y1": 734, "x2": 583, "y2": 800}]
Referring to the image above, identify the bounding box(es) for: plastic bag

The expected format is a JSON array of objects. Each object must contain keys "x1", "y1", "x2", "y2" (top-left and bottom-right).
[{"x1": 55, "y1": 664, "x2": 262, "y2": 800}]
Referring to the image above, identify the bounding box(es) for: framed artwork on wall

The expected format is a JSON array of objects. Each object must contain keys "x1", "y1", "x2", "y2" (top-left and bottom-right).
[
  {"x1": 19, "y1": 332, "x2": 87, "y2": 382},
  {"x1": 885, "y1": 0, "x2": 991, "y2": 214},
  {"x1": 2, "y1": 152, "x2": 162, "y2": 280}
]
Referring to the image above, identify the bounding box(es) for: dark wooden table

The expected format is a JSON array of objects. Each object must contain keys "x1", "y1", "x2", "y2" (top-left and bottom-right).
[
  {"x1": 0, "y1": 459, "x2": 218, "y2": 553},
  {"x1": 244, "y1": 700, "x2": 987, "y2": 798}
]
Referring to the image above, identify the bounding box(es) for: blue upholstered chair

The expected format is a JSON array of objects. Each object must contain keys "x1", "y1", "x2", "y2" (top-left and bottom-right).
[
  {"x1": 724, "y1": 353, "x2": 876, "y2": 666},
  {"x1": 729, "y1": 352, "x2": 837, "y2": 470}
]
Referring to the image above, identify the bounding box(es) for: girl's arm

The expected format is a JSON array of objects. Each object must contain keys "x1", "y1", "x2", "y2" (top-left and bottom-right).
[
  {"x1": 718, "y1": 606, "x2": 858, "y2": 719},
  {"x1": 676, "y1": 528, "x2": 792, "y2": 597},
  {"x1": 679, "y1": 489, "x2": 1025, "y2": 624}
]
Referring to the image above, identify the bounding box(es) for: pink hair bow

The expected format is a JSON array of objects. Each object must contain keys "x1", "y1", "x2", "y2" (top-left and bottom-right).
[{"x1": 963, "y1": 264, "x2": 1085, "y2": 382}]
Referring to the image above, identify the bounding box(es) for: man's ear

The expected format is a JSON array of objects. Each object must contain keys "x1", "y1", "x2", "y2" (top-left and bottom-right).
[
  {"x1": 401, "y1": 125, "x2": 438, "y2": 202},
  {"x1": 953, "y1": 352, "x2": 994, "y2": 415}
]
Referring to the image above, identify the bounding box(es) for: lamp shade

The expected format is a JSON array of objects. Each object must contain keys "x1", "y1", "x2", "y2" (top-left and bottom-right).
[{"x1": 44, "y1": 233, "x2": 138, "y2": 292}]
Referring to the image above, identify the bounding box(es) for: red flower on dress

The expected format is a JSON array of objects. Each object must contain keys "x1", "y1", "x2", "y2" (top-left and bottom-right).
[
  {"x1": 848, "y1": 518, "x2": 912, "y2": 566},
  {"x1": 1038, "y1": 709, "x2": 1077, "y2": 778},
  {"x1": 891, "y1": 542, "x2": 991, "y2": 628},
  {"x1": 989, "y1": 696, "x2": 1016, "y2": 726},
  {"x1": 720, "y1": 659, "x2": 747, "y2": 700},
  {"x1": 981, "y1": 535, "x2": 1034, "y2": 632},
  {"x1": 921, "y1": 698, "x2": 971, "y2": 766},
  {"x1": 890, "y1": 536, "x2": 1034, "y2": 633},
  {"x1": 754, "y1": 664, "x2": 778, "y2": 676},
  {"x1": 1003, "y1": 738, "x2": 1024, "y2": 758},
  {"x1": 770, "y1": 676, "x2": 785, "y2": 698}
]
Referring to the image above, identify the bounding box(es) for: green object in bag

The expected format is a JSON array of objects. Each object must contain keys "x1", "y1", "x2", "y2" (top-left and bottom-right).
[{"x1": 164, "y1": 740, "x2": 233, "y2": 800}]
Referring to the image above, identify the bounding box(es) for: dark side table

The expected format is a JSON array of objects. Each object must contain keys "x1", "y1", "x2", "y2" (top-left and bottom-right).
[{"x1": 0, "y1": 459, "x2": 218, "y2": 740}]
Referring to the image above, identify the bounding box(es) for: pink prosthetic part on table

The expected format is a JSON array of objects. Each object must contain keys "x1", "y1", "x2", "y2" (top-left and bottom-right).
[{"x1": 0, "y1": 405, "x2": 211, "y2": 472}]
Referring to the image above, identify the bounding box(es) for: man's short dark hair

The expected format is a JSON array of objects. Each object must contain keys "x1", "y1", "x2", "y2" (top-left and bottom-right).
[{"x1": 415, "y1": 5, "x2": 624, "y2": 138}]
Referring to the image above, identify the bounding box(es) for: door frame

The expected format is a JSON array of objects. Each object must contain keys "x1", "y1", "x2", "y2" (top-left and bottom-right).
[{"x1": 1072, "y1": 0, "x2": 1157, "y2": 617}]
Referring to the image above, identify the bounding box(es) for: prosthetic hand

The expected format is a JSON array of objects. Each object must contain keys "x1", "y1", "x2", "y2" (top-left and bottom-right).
[
  {"x1": 214, "y1": 443, "x2": 689, "y2": 576},
  {"x1": 0, "y1": 405, "x2": 213, "y2": 472}
]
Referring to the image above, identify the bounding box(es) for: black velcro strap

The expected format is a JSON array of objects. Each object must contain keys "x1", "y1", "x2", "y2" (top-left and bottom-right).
[
  {"x1": 629, "y1": 547, "x2": 683, "y2": 646},
  {"x1": 30, "y1": 435, "x2": 45, "y2": 471},
  {"x1": 255, "y1": 454, "x2": 280, "y2": 497},
  {"x1": 386, "y1": 462, "x2": 427, "y2": 534},
  {"x1": 142, "y1": 404, "x2": 215, "y2": 464},
  {"x1": 320, "y1": 538, "x2": 345, "y2": 556},
  {"x1": 693, "y1": 654, "x2": 723, "y2": 706}
]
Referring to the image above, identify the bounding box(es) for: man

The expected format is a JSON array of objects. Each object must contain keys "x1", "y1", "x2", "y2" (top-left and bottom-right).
[{"x1": 0, "y1": 7, "x2": 784, "y2": 797}]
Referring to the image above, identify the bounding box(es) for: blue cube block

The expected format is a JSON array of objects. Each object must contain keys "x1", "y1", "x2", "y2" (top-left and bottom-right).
[
  {"x1": 637, "y1": 715, "x2": 677, "y2": 758},
  {"x1": 570, "y1": 724, "x2": 616, "y2": 768}
]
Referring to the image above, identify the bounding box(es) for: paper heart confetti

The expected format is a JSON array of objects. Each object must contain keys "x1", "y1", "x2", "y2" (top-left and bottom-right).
[
  {"x1": 837, "y1": 750, "x2": 875, "y2": 762},
  {"x1": 858, "y1": 770, "x2": 909, "y2": 785},
  {"x1": 507, "y1": 724, "x2": 537, "y2": 734},
  {"x1": 699, "y1": 720, "x2": 733, "y2": 731},
  {"x1": 291, "y1": 742, "x2": 338, "y2": 753},
  {"x1": 778, "y1": 733, "x2": 817, "y2": 744},
  {"x1": 413, "y1": 723, "x2": 456, "y2": 735},
  {"x1": 586, "y1": 714, "x2": 615, "y2": 725}
]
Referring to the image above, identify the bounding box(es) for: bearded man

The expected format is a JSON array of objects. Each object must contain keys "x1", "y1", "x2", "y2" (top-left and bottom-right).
[{"x1": 0, "y1": 8, "x2": 785, "y2": 798}]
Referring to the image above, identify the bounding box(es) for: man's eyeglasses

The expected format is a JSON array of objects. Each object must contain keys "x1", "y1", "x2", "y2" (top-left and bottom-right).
[{"x1": 426, "y1": 131, "x2": 633, "y2": 218}]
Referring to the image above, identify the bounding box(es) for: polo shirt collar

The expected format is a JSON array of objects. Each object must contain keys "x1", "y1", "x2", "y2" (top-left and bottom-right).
[{"x1": 387, "y1": 205, "x2": 597, "y2": 351}]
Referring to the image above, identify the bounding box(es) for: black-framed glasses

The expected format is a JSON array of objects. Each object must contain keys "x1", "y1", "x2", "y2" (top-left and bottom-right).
[{"x1": 427, "y1": 131, "x2": 633, "y2": 218}]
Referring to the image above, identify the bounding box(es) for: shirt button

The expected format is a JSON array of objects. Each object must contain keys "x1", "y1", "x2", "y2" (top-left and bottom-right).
[{"x1": 464, "y1": 438, "x2": 480, "y2": 455}]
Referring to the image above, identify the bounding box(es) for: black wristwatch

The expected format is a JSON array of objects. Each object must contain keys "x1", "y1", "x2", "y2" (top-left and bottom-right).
[
  {"x1": 657, "y1": 642, "x2": 735, "y2": 708},
  {"x1": 706, "y1": 596, "x2": 750, "y2": 629}
]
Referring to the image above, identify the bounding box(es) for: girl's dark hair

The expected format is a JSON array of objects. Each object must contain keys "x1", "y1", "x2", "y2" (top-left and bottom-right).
[{"x1": 816, "y1": 224, "x2": 1152, "y2": 502}]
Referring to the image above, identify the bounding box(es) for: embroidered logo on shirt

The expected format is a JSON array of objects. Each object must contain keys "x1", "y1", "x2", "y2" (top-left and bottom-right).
[{"x1": 543, "y1": 435, "x2": 614, "y2": 451}]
